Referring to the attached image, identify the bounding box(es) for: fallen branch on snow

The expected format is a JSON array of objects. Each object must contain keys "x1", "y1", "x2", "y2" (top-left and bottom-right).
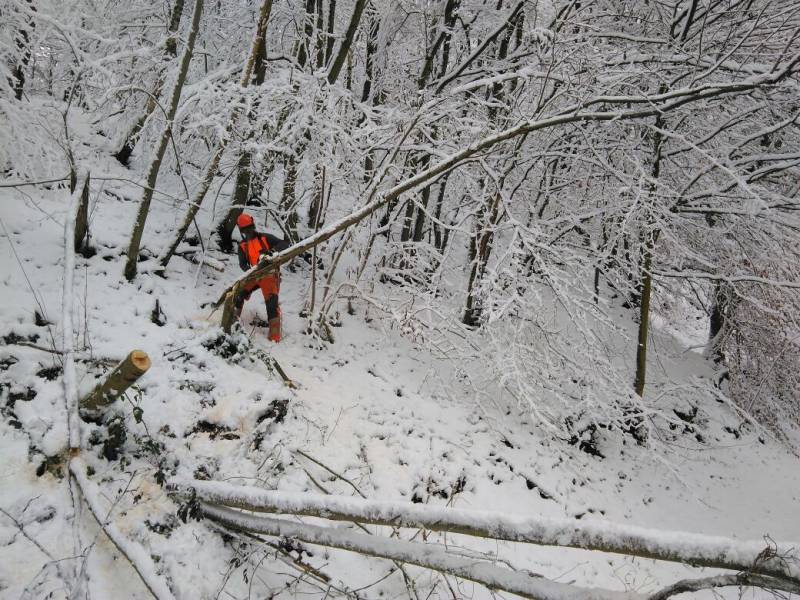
[
  {"x1": 171, "y1": 479, "x2": 800, "y2": 584},
  {"x1": 200, "y1": 502, "x2": 631, "y2": 600},
  {"x1": 70, "y1": 459, "x2": 175, "y2": 600},
  {"x1": 648, "y1": 573, "x2": 800, "y2": 600}
]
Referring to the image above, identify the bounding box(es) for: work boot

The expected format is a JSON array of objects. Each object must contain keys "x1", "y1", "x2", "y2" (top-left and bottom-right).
[{"x1": 268, "y1": 307, "x2": 282, "y2": 342}]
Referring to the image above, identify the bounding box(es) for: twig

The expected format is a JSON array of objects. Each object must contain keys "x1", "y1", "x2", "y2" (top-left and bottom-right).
[
  {"x1": 0, "y1": 507, "x2": 57, "y2": 561},
  {"x1": 649, "y1": 573, "x2": 800, "y2": 600},
  {"x1": 293, "y1": 449, "x2": 366, "y2": 498},
  {"x1": 9, "y1": 341, "x2": 65, "y2": 354},
  {"x1": 251, "y1": 347, "x2": 297, "y2": 388},
  {"x1": 0, "y1": 175, "x2": 70, "y2": 188}
]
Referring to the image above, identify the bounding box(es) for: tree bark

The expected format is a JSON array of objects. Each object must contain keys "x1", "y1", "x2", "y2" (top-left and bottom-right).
[
  {"x1": 123, "y1": 0, "x2": 202, "y2": 282},
  {"x1": 295, "y1": 0, "x2": 316, "y2": 69},
  {"x1": 73, "y1": 171, "x2": 91, "y2": 253},
  {"x1": 217, "y1": 151, "x2": 254, "y2": 253},
  {"x1": 326, "y1": 0, "x2": 367, "y2": 85},
  {"x1": 279, "y1": 155, "x2": 300, "y2": 243},
  {"x1": 633, "y1": 86, "x2": 666, "y2": 398},
  {"x1": 11, "y1": 0, "x2": 35, "y2": 101},
  {"x1": 463, "y1": 190, "x2": 501, "y2": 326},
  {"x1": 324, "y1": 0, "x2": 337, "y2": 65},
  {"x1": 81, "y1": 350, "x2": 152, "y2": 413}
]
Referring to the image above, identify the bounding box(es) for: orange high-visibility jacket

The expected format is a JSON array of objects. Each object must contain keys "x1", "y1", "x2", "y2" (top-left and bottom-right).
[{"x1": 237, "y1": 232, "x2": 288, "y2": 270}]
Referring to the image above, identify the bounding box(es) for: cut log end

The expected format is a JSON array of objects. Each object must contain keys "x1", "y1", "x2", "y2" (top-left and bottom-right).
[
  {"x1": 130, "y1": 350, "x2": 151, "y2": 374},
  {"x1": 80, "y1": 349, "x2": 152, "y2": 413}
]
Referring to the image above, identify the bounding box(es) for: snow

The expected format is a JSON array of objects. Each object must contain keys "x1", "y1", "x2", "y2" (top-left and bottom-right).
[
  {"x1": 2, "y1": 77, "x2": 800, "y2": 600},
  {"x1": 174, "y1": 479, "x2": 800, "y2": 581},
  {"x1": 0, "y1": 166, "x2": 800, "y2": 598},
  {"x1": 201, "y1": 503, "x2": 640, "y2": 600}
]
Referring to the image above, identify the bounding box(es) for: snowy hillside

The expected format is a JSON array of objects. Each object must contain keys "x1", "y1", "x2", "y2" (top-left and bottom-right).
[
  {"x1": 3, "y1": 1, "x2": 800, "y2": 599},
  {"x1": 2, "y1": 173, "x2": 800, "y2": 599}
]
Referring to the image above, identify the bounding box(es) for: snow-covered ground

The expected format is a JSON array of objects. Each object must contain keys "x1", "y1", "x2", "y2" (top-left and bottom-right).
[{"x1": 2, "y1": 146, "x2": 799, "y2": 599}]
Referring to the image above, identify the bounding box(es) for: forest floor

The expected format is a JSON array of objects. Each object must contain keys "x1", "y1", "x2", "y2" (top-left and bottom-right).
[{"x1": 2, "y1": 138, "x2": 800, "y2": 599}]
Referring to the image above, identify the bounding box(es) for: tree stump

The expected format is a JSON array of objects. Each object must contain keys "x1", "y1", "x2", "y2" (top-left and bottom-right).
[{"x1": 81, "y1": 350, "x2": 151, "y2": 413}]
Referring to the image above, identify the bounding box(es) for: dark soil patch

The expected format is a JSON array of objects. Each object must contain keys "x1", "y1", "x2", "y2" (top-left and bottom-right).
[
  {"x1": 2, "y1": 332, "x2": 39, "y2": 345},
  {"x1": 256, "y1": 398, "x2": 289, "y2": 425},
  {"x1": 36, "y1": 365, "x2": 62, "y2": 381},
  {"x1": 188, "y1": 420, "x2": 240, "y2": 440}
]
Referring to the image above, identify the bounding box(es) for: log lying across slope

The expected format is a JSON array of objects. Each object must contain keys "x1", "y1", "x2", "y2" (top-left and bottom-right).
[
  {"x1": 201, "y1": 502, "x2": 633, "y2": 600},
  {"x1": 171, "y1": 478, "x2": 800, "y2": 585}
]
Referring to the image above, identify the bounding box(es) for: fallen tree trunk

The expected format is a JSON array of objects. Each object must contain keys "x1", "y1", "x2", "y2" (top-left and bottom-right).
[
  {"x1": 71, "y1": 458, "x2": 175, "y2": 600},
  {"x1": 63, "y1": 173, "x2": 86, "y2": 451},
  {"x1": 200, "y1": 502, "x2": 631, "y2": 600},
  {"x1": 81, "y1": 350, "x2": 151, "y2": 412},
  {"x1": 171, "y1": 479, "x2": 800, "y2": 584}
]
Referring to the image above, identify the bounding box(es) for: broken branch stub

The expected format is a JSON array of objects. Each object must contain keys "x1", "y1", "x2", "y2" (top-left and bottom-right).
[{"x1": 81, "y1": 350, "x2": 151, "y2": 413}]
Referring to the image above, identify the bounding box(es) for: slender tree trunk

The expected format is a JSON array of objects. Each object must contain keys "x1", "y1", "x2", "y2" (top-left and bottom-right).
[
  {"x1": 114, "y1": 0, "x2": 185, "y2": 166},
  {"x1": 459, "y1": 9, "x2": 519, "y2": 322},
  {"x1": 633, "y1": 115, "x2": 665, "y2": 397},
  {"x1": 123, "y1": 0, "x2": 202, "y2": 282},
  {"x1": 404, "y1": 0, "x2": 460, "y2": 242},
  {"x1": 74, "y1": 172, "x2": 91, "y2": 253},
  {"x1": 361, "y1": 2, "x2": 380, "y2": 180},
  {"x1": 215, "y1": 1, "x2": 272, "y2": 253},
  {"x1": 708, "y1": 281, "x2": 732, "y2": 366},
  {"x1": 324, "y1": 0, "x2": 337, "y2": 65},
  {"x1": 11, "y1": 0, "x2": 35, "y2": 101},
  {"x1": 159, "y1": 0, "x2": 274, "y2": 270},
  {"x1": 326, "y1": 0, "x2": 367, "y2": 85},
  {"x1": 280, "y1": 155, "x2": 300, "y2": 243},
  {"x1": 431, "y1": 174, "x2": 450, "y2": 250},
  {"x1": 315, "y1": 0, "x2": 325, "y2": 69},
  {"x1": 295, "y1": 0, "x2": 316, "y2": 69},
  {"x1": 307, "y1": 164, "x2": 325, "y2": 227},
  {"x1": 633, "y1": 237, "x2": 653, "y2": 397},
  {"x1": 217, "y1": 151, "x2": 253, "y2": 253},
  {"x1": 462, "y1": 191, "x2": 501, "y2": 326}
]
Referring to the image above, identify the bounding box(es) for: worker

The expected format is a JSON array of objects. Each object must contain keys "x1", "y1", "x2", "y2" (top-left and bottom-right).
[{"x1": 234, "y1": 212, "x2": 289, "y2": 342}]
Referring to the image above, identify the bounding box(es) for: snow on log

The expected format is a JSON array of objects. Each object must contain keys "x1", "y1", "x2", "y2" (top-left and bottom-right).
[
  {"x1": 71, "y1": 459, "x2": 175, "y2": 600},
  {"x1": 81, "y1": 350, "x2": 151, "y2": 412},
  {"x1": 173, "y1": 479, "x2": 800, "y2": 584},
  {"x1": 63, "y1": 174, "x2": 86, "y2": 450},
  {"x1": 200, "y1": 502, "x2": 636, "y2": 600}
]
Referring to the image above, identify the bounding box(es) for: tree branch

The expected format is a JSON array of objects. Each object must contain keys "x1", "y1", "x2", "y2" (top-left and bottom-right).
[{"x1": 171, "y1": 479, "x2": 800, "y2": 584}]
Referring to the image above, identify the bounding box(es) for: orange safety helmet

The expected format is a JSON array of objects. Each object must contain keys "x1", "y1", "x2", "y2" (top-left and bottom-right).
[{"x1": 236, "y1": 212, "x2": 255, "y2": 229}]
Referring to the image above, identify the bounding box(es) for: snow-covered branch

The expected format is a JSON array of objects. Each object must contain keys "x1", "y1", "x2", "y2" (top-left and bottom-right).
[
  {"x1": 200, "y1": 502, "x2": 635, "y2": 600},
  {"x1": 172, "y1": 479, "x2": 800, "y2": 584},
  {"x1": 71, "y1": 459, "x2": 175, "y2": 600}
]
